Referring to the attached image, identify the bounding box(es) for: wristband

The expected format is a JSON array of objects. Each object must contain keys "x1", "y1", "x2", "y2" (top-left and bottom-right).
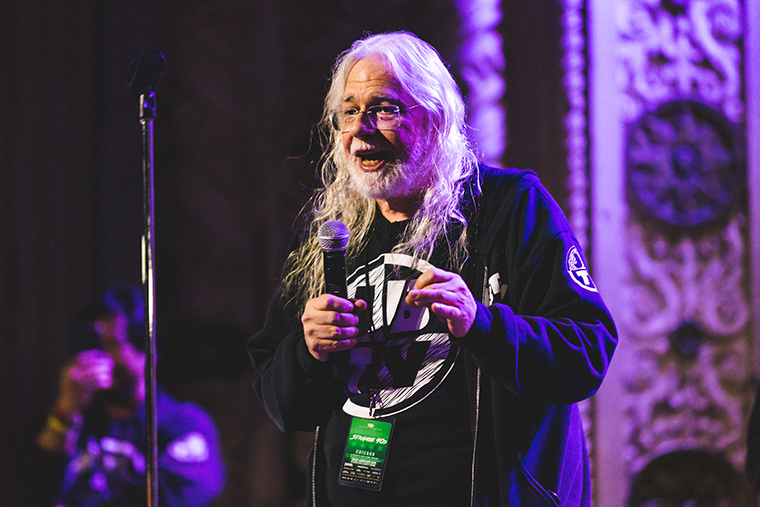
[
  {"x1": 51, "y1": 403, "x2": 76, "y2": 426},
  {"x1": 46, "y1": 414, "x2": 73, "y2": 435}
]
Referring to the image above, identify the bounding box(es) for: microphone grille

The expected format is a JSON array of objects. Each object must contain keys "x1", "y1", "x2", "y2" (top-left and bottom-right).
[{"x1": 318, "y1": 220, "x2": 350, "y2": 251}]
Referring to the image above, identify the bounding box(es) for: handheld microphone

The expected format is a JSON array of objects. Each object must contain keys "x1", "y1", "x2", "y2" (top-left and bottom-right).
[
  {"x1": 317, "y1": 220, "x2": 351, "y2": 378},
  {"x1": 318, "y1": 220, "x2": 349, "y2": 298}
]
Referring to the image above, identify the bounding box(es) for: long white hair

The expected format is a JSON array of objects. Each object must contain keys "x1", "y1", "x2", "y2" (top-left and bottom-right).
[{"x1": 282, "y1": 31, "x2": 479, "y2": 310}]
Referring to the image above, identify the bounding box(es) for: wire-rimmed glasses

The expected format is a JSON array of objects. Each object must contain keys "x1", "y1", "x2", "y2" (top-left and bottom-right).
[{"x1": 329, "y1": 104, "x2": 418, "y2": 132}]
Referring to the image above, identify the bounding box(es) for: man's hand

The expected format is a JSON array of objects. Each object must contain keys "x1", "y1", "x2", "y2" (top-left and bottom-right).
[
  {"x1": 57, "y1": 350, "x2": 114, "y2": 416},
  {"x1": 302, "y1": 295, "x2": 367, "y2": 361},
  {"x1": 405, "y1": 267, "x2": 477, "y2": 338}
]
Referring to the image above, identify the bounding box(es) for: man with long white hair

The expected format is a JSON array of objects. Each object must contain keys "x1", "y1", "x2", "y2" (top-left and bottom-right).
[{"x1": 248, "y1": 31, "x2": 617, "y2": 506}]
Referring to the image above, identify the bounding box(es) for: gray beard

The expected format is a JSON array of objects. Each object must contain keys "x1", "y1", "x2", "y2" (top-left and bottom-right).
[{"x1": 348, "y1": 141, "x2": 428, "y2": 201}]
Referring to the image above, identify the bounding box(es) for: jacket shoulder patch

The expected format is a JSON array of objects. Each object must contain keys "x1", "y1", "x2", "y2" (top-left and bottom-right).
[{"x1": 566, "y1": 246, "x2": 598, "y2": 292}]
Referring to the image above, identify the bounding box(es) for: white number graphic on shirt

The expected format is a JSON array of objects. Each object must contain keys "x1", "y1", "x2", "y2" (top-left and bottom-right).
[{"x1": 341, "y1": 253, "x2": 458, "y2": 418}]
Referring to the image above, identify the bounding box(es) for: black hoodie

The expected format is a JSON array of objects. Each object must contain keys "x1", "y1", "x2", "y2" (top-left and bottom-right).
[{"x1": 248, "y1": 165, "x2": 618, "y2": 506}]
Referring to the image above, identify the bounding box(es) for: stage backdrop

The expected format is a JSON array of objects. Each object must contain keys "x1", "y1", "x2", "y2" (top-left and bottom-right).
[{"x1": 0, "y1": 1, "x2": 670, "y2": 506}]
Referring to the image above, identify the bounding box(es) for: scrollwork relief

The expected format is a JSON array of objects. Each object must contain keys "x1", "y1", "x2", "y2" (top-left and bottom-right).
[
  {"x1": 626, "y1": 100, "x2": 742, "y2": 230},
  {"x1": 621, "y1": 217, "x2": 748, "y2": 338},
  {"x1": 620, "y1": 217, "x2": 751, "y2": 473},
  {"x1": 617, "y1": 0, "x2": 743, "y2": 122},
  {"x1": 623, "y1": 332, "x2": 750, "y2": 472},
  {"x1": 611, "y1": 0, "x2": 751, "y2": 500},
  {"x1": 563, "y1": 0, "x2": 589, "y2": 251}
]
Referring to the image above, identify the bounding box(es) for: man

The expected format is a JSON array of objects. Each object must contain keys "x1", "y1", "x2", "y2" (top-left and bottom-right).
[
  {"x1": 248, "y1": 31, "x2": 617, "y2": 506},
  {"x1": 33, "y1": 284, "x2": 225, "y2": 507}
]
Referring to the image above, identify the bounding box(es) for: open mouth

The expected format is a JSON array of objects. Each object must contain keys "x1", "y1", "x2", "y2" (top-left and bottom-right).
[{"x1": 356, "y1": 150, "x2": 392, "y2": 169}]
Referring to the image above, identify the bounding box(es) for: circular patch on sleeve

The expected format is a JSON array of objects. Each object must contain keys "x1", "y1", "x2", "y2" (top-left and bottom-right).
[
  {"x1": 566, "y1": 245, "x2": 598, "y2": 292},
  {"x1": 167, "y1": 431, "x2": 210, "y2": 463}
]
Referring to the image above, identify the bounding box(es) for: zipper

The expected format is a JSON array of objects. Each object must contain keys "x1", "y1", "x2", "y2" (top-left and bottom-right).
[
  {"x1": 469, "y1": 263, "x2": 489, "y2": 507},
  {"x1": 311, "y1": 426, "x2": 319, "y2": 506},
  {"x1": 470, "y1": 367, "x2": 481, "y2": 507},
  {"x1": 518, "y1": 461, "x2": 561, "y2": 506}
]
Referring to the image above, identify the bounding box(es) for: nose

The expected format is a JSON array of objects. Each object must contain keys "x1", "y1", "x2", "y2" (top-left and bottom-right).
[{"x1": 346, "y1": 111, "x2": 376, "y2": 137}]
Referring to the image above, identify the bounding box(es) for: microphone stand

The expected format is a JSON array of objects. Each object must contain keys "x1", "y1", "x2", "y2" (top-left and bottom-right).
[{"x1": 127, "y1": 48, "x2": 166, "y2": 507}]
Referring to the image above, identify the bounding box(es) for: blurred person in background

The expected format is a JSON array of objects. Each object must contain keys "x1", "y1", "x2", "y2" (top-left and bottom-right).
[{"x1": 31, "y1": 283, "x2": 225, "y2": 507}]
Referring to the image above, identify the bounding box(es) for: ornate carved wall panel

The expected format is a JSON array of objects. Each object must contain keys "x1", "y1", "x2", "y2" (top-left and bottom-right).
[{"x1": 591, "y1": 0, "x2": 757, "y2": 504}]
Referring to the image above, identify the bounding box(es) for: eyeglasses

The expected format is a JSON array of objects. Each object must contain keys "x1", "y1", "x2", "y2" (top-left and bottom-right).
[{"x1": 329, "y1": 104, "x2": 417, "y2": 132}]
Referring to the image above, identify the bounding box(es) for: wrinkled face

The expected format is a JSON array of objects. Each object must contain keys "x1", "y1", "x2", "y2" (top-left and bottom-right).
[{"x1": 340, "y1": 55, "x2": 429, "y2": 201}]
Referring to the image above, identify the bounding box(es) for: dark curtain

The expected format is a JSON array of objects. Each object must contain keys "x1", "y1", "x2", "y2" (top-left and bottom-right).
[
  {"x1": 501, "y1": 0, "x2": 571, "y2": 207},
  {"x1": 0, "y1": 1, "x2": 569, "y2": 506},
  {"x1": 0, "y1": 2, "x2": 158, "y2": 504}
]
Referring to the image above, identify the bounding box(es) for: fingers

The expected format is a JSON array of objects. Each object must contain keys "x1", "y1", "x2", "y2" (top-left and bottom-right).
[
  {"x1": 350, "y1": 298, "x2": 368, "y2": 313},
  {"x1": 313, "y1": 293, "x2": 359, "y2": 311},
  {"x1": 303, "y1": 296, "x2": 361, "y2": 327},
  {"x1": 407, "y1": 287, "x2": 459, "y2": 308},
  {"x1": 58, "y1": 350, "x2": 115, "y2": 413},
  {"x1": 427, "y1": 301, "x2": 465, "y2": 323},
  {"x1": 405, "y1": 268, "x2": 477, "y2": 338},
  {"x1": 406, "y1": 268, "x2": 463, "y2": 308},
  {"x1": 302, "y1": 294, "x2": 366, "y2": 361},
  {"x1": 411, "y1": 267, "x2": 451, "y2": 290},
  {"x1": 70, "y1": 350, "x2": 114, "y2": 391},
  {"x1": 304, "y1": 328, "x2": 359, "y2": 362}
]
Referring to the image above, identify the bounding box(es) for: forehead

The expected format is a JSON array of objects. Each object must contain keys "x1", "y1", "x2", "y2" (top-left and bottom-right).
[{"x1": 342, "y1": 55, "x2": 406, "y2": 103}]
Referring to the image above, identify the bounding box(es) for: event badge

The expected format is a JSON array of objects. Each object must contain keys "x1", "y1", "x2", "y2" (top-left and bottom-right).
[{"x1": 338, "y1": 416, "x2": 395, "y2": 491}]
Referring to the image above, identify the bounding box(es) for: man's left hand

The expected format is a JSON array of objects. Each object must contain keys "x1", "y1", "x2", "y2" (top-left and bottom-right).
[{"x1": 405, "y1": 267, "x2": 477, "y2": 338}]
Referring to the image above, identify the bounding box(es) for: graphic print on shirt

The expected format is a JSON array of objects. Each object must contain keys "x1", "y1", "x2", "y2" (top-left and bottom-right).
[
  {"x1": 62, "y1": 431, "x2": 210, "y2": 500},
  {"x1": 342, "y1": 253, "x2": 458, "y2": 419},
  {"x1": 62, "y1": 436, "x2": 147, "y2": 500},
  {"x1": 487, "y1": 271, "x2": 508, "y2": 305}
]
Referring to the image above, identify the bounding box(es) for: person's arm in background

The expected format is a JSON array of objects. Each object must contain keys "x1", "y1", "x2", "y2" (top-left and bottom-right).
[{"x1": 29, "y1": 350, "x2": 114, "y2": 504}]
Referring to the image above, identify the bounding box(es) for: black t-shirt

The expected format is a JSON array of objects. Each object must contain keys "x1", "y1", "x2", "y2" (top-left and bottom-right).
[{"x1": 322, "y1": 212, "x2": 473, "y2": 506}]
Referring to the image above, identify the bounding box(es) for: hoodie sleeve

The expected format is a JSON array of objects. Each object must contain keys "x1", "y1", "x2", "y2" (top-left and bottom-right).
[
  {"x1": 246, "y1": 249, "x2": 346, "y2": 433},
  {"x1": 461, "y1": 174, "x2": 618, "y2": 406}
]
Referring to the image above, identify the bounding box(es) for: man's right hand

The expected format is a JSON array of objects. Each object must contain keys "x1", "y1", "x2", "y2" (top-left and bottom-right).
[
  {"x1": 57, "y1": 349, "x2": 114, "y2": 416},
  {"x1": 301, "y1": 294, "x2": 366, "y2": 362}
]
